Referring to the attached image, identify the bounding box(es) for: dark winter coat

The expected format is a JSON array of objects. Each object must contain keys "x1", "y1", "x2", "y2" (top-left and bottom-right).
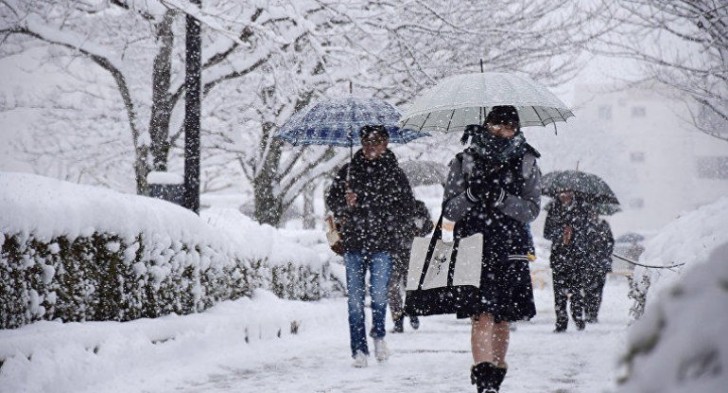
[
  {"x1": 400, "y1": 200, "x2": 434, "y2": 249},
  {"x1": 544, "y1": 200, "x2": 592, "y2": 272},
  {"x1": 544, "y1": 200, "x2": 596, "y2": 297},
  {"x1": 586, "y1": 218, "x2": 615, "y2": 273},
  {"x1": 442, "y1": 135, "x2": 541, "y2": 322},
  {"x1": 392, "y1": 199, "x2": 434, "y2": 272},
  {"x1": 325, "y1": 149, "x2": 416, "y2": 253}
]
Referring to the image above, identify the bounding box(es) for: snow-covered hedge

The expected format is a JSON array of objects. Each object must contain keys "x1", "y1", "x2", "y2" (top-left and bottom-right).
[{"x1": 0, "y1": 173, "x2": 343, "y2": 329}]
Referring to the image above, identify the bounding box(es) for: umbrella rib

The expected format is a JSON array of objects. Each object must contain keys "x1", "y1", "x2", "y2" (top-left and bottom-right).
[
  {"x1": 445, "y1": 109, "x2": 456, "y2": 132},
  {"x1": 421, "y1": 111, "x2": 433, "y2": 132},
  {"x1": 534, "y1": 106, "x2": 545, "y2": 126}
]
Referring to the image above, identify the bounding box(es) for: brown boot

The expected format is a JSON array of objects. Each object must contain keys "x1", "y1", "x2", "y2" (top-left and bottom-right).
[{"x1": 471, "y1": 362, "x2": 507, "y2": 393}]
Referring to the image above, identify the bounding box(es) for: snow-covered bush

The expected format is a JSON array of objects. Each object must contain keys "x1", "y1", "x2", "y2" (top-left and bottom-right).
[
  {"x1": 626, "y1": 197, "x2": 728, "y2": 320},
  {"x1": 0, "y1": 173, "x2": 343, "y2": 329},
  {"x1": 618, "y1": 241, "x2": 728, "y2": 392},
  {"x1": 617, "y1": 197, "x2": 728, "y2": 391}
]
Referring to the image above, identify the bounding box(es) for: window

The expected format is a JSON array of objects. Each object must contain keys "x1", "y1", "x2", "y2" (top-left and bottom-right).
[
  {"x1": 629, "y1": 198, "x2": 644, "y2": 209},
  {"x1": 630, "y1": 152, "x2": 645, "y2": 162},
  {"x1": 598, "y1": 105, "x2": 612, "y2": 121},
  {"x1": 631, "y1": 106, "x2": 646, "y2": 117},
  {"x1": 697, "y1": 156, "x2": 728, "y2": 179}
]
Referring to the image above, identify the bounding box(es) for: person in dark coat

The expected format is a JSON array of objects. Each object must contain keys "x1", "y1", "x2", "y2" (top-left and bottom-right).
[
  {"x1": 388, "y1": 199, "x2": 434, "y2": 333},
  {"x1": 543, "y1": 190, "x2": 592, "y2": 333},
  {"x1": 325, "y1": 124, "x2": 416, "y2": 368},
  {"x1": 583, "y1": 211, "x2": 614, "y2": 323},
  {"x1": 442, "y1": 106, "x2": 541, "y2": 393}
]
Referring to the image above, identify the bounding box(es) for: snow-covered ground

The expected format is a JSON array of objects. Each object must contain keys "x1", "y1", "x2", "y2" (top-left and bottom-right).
[
  {"x1": 1, "y1": 174, "x2": 726, "y2": 393},
  {"x1": 0, "y1": 278, "x2": 632, "y2": 393}
]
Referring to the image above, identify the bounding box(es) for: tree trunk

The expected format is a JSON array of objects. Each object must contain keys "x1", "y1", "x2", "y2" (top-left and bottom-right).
[
  {"x1": 134, "y1": 145, "x2": 151, "y2": 195},
  {"x1": 253, "y1": 121, "x2": 285, "y2": 226},
  {"x1": 148, "y1": 10, "x2": 176, "y2": 171},
  {"x1": 302, "y1": 182, "x2": 316, "y2": 229}
]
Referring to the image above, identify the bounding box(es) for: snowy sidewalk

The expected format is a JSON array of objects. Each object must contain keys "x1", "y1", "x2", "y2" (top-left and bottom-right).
[
  {"x1": 0, "y1": 277, "x2": 631, "y2": 393},
  {"x1": 164, "y1": 279, "x2": 629, "y2": 393}
]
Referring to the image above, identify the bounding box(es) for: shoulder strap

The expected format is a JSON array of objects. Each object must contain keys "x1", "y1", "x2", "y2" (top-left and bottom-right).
[{"x1": 523, "y1": 142, "x2": 541, "y2": 158}]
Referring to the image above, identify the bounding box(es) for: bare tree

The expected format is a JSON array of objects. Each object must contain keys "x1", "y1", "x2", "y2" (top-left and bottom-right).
[
  {"x1": 596, "y1": 0, "x2": 728, "y2": 141},
  {"x1": 1, "y1": 0, "x2": 606, "y2": 227},
  {"x1": 0, "y1": 0, "x2": 362, "y2": 197},
  {"x1": 356, "y1": 0, "x2": 608, "y2": 101}
]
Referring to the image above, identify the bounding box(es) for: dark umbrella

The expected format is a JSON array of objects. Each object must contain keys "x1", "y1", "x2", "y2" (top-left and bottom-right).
[
  {"x1": 400, "y1": 160, "x2": 449, "y2": 187},
  {"x1": 616, "y1": 232, "x2": 645, "y2": 243},
  {"x1": 594, "y1": 203, "x2": 622, "y2": 216},
  {"x1": 541, "y1": 170, "x2": 619, "y2": 205}
]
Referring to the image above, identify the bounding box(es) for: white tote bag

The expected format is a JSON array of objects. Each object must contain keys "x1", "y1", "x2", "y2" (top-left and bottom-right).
[
  {"x1": 405, "y1": 233, "x2": 483, "y2": 291},
  {"x1": 404, "y1": 215, "x2": 483, "y2": 316}
]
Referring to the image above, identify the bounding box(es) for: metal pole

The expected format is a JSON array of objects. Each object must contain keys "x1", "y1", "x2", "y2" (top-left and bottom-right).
[{"x1": 184, "y1": 0, "x2": 202, "y2": 214}]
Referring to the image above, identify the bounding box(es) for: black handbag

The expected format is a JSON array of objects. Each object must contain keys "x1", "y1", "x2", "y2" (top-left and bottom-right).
[{"x1": 404, "y1": 215, "x2": 484, "y2": 316}]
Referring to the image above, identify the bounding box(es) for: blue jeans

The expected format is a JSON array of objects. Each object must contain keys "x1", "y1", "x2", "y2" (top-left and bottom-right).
[{"x1": 344, "y1": 251, "x2": 392, "y2": 358}]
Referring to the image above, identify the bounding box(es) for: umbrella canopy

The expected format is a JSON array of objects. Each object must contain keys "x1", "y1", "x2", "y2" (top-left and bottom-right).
[
  {"x1": 275, "y1": 97, "x2": 428, "y2": 147},
  {"x1": 616, "y1": 232, "x2": 645, "y2": 243},
  {"x1": 594, "y1": 203, "x2": 622, "y2": 216},
  {"x1": 399, "y1": 72, "x2": 574, "y2": 133},
  {"x1": 542, "y1": 170, "x2": 620, "y2": 205},
  {"x1": 400, "y1": 160, "x2": 449, "y2": 187}
]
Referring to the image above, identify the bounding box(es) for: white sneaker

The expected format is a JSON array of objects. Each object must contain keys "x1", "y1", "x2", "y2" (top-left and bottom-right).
[
  {"x1": 373, "y1": 338, "x2": 390, "y2": 362},
  {"x1": 352, "y1": 351, "x2": 368, "y2": 368}
]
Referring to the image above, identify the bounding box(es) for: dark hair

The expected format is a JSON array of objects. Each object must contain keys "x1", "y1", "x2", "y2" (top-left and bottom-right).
[
  {"x1": 359, "y1": 124, "x2": 389, "y2": 140},
  {"x1": 486, "y1": 105, "x2": 520, "y2": 126}
]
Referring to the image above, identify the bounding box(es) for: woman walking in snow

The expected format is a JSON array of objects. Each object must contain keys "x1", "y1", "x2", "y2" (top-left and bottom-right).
[{"x1": 442, "y1": 106, "x2": 541, "y2": 392}]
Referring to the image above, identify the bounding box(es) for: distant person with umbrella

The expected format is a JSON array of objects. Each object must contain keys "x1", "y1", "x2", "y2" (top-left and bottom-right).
[
  {"x1": 541, "y1": 170, "x2": 620, "y2": 332},
  {"x1": 325, "y1": 125, "x2": 417, "y2": 368},
  {"x1": 544, "y1": 190, "x2": 592, "y2": 332},
  {"x1": 583, "y1": 210, "x2": 615, "y2": 323},
  {"x1": 441, "y1": 106, "x2": 541, "y2": 393}
]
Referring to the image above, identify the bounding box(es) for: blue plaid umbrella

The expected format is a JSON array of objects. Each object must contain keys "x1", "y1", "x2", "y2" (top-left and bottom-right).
[{"x1": 275, "y1": 97, "x2": 428, "y2": 150}]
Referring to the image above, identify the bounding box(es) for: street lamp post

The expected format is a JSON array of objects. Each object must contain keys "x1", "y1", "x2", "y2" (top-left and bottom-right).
[{"x1": 183, "y1": 0, "x2": 202, "y2": 214}]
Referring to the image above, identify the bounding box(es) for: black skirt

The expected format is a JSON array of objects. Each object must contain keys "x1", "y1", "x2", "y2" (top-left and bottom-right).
[{"x1": 456, "y1": 241, "x2": 536, "y2": 322}]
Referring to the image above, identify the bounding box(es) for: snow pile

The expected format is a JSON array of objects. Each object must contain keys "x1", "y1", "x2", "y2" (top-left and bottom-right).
[
  {"x1": 619, "y1": 241, "x2": 728, "y2": 392},
  {"x1": 0, "y1": 289, "x2": 341, "y2": 393},
  {"x1": 0, "y1": 171, "x2": 224, "y2": 246},
  {"x1": 617, "y1": 198, "x2": 728, "y2": 392},
  {"x1": 627, "y1": 196, "x2": 728, "y2": 318}
]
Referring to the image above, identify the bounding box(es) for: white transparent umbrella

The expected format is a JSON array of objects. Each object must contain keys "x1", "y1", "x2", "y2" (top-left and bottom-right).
[{"x1": 399, "y1": 72, "x2": 574, "y2": 133}]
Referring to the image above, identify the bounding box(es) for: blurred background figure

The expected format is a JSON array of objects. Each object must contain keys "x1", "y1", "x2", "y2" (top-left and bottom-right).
[
  {"x1": 544, "y1": 190, "x2": 591, "y2": 332},
  {"x1": 583, "y1": 210, "x2": 615, "y2": 323},
  {"x1": 388, "y1": 199, "x2": 433, "y2": 333}
]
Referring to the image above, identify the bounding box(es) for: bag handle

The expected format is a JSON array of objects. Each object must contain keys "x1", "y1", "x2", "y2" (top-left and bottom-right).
[
  {"x1": 415, "y1": 214, "x2": 462, "y2": 290},
  {"x1": 415, "y1": 214, "x2": 443, "y2": 290}
]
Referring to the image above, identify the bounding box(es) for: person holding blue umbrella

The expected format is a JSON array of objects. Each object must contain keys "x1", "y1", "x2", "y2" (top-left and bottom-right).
[{"x1": 325, "y1": 124, "x2": 417, "y2": 368}]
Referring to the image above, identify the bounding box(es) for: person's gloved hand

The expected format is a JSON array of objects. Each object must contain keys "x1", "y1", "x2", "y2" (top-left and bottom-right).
[{"x1": 466, "y1": 176, "x2": 505, "y2": 206}]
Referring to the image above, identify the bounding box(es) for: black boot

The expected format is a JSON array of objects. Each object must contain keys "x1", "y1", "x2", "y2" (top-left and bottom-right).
[
  {"x1": 409, "y1": 315, "x2": 420, "y2": 330},
  {"x1": 471, "y1": 362, "x2": 507, "y2": 393},
  {"x1": 392, "y1": 317, "x2": 404, "y2": 333}
]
